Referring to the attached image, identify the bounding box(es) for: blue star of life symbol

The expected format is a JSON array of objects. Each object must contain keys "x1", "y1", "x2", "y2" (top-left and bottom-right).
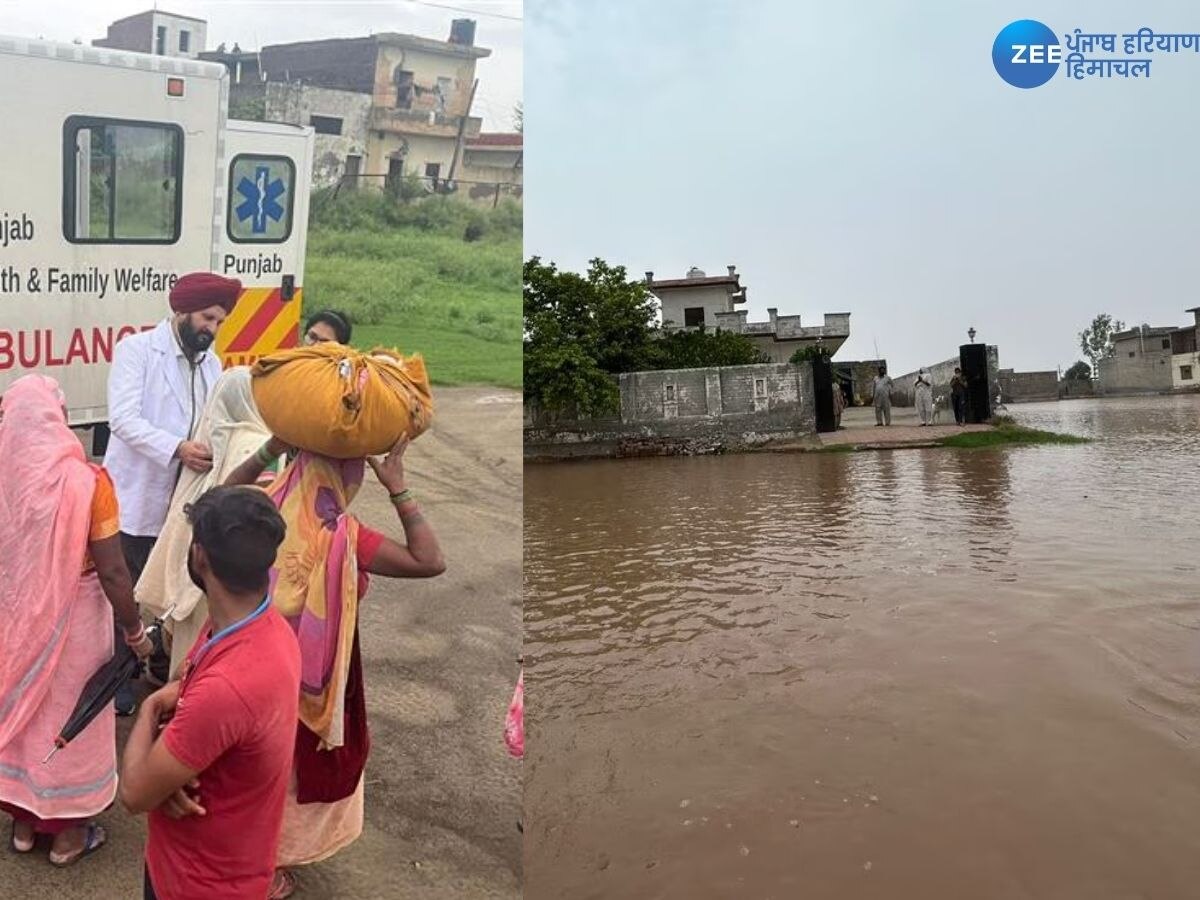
[{"x1": 236, "y1": 165, "x2": 286, "y2": 234}]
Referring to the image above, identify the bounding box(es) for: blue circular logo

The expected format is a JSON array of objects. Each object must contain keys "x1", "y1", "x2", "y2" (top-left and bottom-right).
[{"x1": 993, "y1": 19, "x2": 1061, "y2": 88}]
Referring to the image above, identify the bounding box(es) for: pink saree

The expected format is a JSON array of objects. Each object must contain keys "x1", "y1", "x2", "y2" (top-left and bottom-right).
[{"x1": 0, "y1": 376, "x2": 116, "y2": 819}]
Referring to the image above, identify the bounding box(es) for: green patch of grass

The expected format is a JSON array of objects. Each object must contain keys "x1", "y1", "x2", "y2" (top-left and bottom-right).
[
  {"x1": 939, "y1": 423, "x2": 1088, "y2": 448},
  {"x1": 302, "y1": 195, "x2": 520, "y2": 389}
]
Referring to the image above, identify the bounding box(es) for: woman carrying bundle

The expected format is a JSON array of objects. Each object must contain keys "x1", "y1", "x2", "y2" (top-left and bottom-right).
[{"x1": 225, "y1": 432, "x2": 445, "y2": 899}]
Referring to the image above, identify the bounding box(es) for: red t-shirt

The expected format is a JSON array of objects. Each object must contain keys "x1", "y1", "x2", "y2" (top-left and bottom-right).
[{"x1": 146, "y1": 606, "x2": 301, "y2": 900}]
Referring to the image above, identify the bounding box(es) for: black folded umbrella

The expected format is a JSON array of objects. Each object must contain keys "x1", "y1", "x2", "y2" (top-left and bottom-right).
[{"x1": 43, "y1": 612, "x2": 171, "y2": 764}]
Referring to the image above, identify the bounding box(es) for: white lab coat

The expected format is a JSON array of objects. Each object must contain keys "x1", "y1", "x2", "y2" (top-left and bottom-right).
[{"x1": 104, "y1": 319, "x2": 222, "y2": 537}]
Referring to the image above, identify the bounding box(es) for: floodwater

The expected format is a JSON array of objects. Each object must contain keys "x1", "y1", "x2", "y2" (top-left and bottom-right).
[{"x1": 523, "y1": 396, "x2": 1200, "y2": 899}]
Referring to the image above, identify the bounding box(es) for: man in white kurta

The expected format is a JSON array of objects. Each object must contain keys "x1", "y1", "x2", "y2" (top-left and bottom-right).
[
  {"x1": 104, "y1": 272, "x2": 242, "y2": 709},
  {"x1": 872, "y1": 367, "x2": 893, "y2": 426},
  {"x1": 914, "y1": 368, "x2": 934, "y2": 425}
]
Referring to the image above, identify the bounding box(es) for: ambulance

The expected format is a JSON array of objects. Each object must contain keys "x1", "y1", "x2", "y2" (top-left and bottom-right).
[{"x1": 0, "y1": 34, "x2": 314, "y2": 448}]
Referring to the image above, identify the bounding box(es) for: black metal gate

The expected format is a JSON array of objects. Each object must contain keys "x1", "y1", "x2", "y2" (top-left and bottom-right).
[
  {"x1": 959, "y1": 343, "x2": 991, "y2": 423},
  {"x1": 812, "y1": 356, "x2": 836, "y2": 433}
]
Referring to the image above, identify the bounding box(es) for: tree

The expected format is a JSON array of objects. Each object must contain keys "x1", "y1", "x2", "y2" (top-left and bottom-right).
[
  {"x1": 789, "y1": 345, "x2": 832, "y2": 365},
  {"x1": 1079, "y1": 314, "x2": 1125, "y2": 376},
  {"x1": 1063, "y1": 360, "x2": 1092, "y2": 382},
  {"x1": 228, "y1": 93, "x2": 265, "y2": 121},
  {"x1": 648, "y1": 328, "x2": 769, "y2": 370},
  {"x1": 523, "y1": 257, "x2": 658, "y2": 415}
]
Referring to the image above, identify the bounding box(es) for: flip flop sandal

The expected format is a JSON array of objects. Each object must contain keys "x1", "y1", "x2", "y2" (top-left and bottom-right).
[
  {"x1": 48, "y1": 823, "x2": 106, "y2": 867},
  {"x1": 267, "y1": 868, "x2": 297, "y2": 900},
  {"x1": 10, "y1": 821, "x2": 34, "y2": 853}
]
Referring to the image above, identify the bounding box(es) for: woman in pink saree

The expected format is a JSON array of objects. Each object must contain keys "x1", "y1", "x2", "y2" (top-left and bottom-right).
[{"x1": 0, "y1": 375, "x2": 153, "y2": 866}]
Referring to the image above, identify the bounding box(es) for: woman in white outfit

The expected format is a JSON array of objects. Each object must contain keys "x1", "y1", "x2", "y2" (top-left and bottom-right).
[{"x1": 914, "y1": 368, "x2": 934, "y2": 426}]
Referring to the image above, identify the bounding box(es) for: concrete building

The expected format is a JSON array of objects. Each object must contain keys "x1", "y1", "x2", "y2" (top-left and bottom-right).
[
  {"x1": 93, "y1": 9, "x2": 207, "y2": 59},
  {"x1": 225, "y1": 20, "x2": 507, "y2": 199},
  {"x1": 1171, "y1": 307, "x2": 1200, "y2": 391},
  {"x1": 261, "y1": 82, "x2": 373, "y2": 186},
  {"x1": 459, "y1": 133, "x2": 523, "y2": 203},
  {"x1": 198, "y1": 44, "x2": 261, "y2": 84},
  {"x1": 1097, "y1": 311, "x2": 1200, "y2": 394},
  {"x1": 645, "y1": 266, "x2": 851, "y2": 364}
]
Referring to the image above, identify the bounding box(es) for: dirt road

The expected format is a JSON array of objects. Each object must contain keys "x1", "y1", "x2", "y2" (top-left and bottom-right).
[{"x1": 1, "y1": 386, "x2": 523, "y2": 899}]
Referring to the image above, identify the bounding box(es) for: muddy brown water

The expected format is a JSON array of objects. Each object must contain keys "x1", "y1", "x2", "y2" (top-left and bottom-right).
[{"x1": 523, "y1": 396, "x2": 1200, "y2": 899}]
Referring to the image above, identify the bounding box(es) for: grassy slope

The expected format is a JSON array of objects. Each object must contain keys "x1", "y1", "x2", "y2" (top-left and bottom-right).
[
  {"x1": 303, "y1": 194, "x2": 522, "y2": 390},
  {"x1": 938, "y1": 423, "x2": 1088, "y2": 448}
]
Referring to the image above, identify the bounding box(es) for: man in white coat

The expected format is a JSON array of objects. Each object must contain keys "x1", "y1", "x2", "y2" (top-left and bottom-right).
[{"x1": 104, "y1": 272, "x2": 242, "y2": 711}]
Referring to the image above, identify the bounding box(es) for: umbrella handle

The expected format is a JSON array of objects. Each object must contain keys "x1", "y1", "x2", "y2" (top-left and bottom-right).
[{"x1": 42, "y1": 737, "x2": 66, "y2": 765}]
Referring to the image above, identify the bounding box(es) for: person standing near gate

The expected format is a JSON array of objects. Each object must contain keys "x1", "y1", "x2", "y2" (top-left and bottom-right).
[
  {"x1": 914, "y1": 368, "x2": 934, "y2": 426},
  {"x1": 872, "y1": 366, "x2": 893, "y2": 426},
  {"x1": 104, "y1": 273, "x2": 241, "y2": 713},
  {"x1": 950, "y1": 367, "x2": 968, "y2": 425}
]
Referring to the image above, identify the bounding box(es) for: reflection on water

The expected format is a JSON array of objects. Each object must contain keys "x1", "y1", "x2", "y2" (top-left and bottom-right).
[{"x1": 524, "y1": 396, "x2": 1200, "y2": 899}]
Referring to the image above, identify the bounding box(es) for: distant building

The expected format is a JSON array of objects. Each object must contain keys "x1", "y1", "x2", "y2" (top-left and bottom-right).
[
  {"x1": 212, "y1": 20, "x2": 517, "y2": 203},
  {"x1": 1098, "y1": 309, "x2": 1200, "y2": 393},
  {"x1": 645, "y1": 266, "x2": 851, "y2": 364},
  {"x1": 93, "y1": 9, "x2": 206, "y2": 59},
  {"x1": 459, "y1": 133, "x2": 523, "y2": 204},
  {"x1": 198, "y1": 43, "x2": 260, "y2": 84}
]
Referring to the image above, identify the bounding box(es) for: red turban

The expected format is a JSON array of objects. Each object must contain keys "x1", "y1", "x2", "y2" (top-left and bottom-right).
[{"x1": 169, "y1": 273, "x2": 242, "y2": 314}]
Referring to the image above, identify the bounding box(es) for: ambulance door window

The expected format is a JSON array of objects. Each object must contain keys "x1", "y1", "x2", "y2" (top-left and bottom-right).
[
  {"x1": 63, "y1": 116, "x2": 183, "y2": 244},
  {"x1": 227, "y1": 154, "x2": 295, "y2": 243}
]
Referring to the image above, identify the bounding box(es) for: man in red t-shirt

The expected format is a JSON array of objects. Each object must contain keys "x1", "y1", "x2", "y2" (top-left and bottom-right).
[{"x1": 119, "y1": 486, "x2": 300, "y2": 900}]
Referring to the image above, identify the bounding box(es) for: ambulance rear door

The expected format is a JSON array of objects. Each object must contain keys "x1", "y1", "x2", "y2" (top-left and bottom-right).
[{"x1": 213, "y1": 120, "x2": 314, "y2": 369}]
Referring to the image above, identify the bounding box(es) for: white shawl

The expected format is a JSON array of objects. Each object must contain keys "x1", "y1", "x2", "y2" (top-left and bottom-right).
[{"x1": 136, "y1": 367, "x2": 272, "y2": 625}]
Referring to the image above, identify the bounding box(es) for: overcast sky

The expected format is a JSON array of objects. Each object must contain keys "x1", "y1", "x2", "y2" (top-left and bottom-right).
[
  {"x1": 0, "y1": 0, "x2": 522, "y2": 132},
  {"x1": 526, "y1": 0, "x2": 1200, "y2": 374}
]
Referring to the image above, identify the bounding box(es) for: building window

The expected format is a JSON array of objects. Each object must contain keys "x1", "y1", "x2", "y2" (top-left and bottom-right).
[
  {"x1": 1128, "y1": 351, "x2": 1135, "y2": 358},
  {"x1": 1181, "y1": 365, "x2": 1195, "y2": 381},
  {"x1": 664, "y1": 384, "x2": 676, "y2": 401},
  {"x1": 309, "y1": 115, "x2": 343, "y2": 136},
  {"x1": 227, "y1": 154, "x2": 295, "y2": 243},
  {"x1": 1162, "y1": 338, "x2": 1171, "y2": 349},
  {"x1": 63, "y1": 116, "x2": 183, "y2": 244},
  {"x1": 155, "y1": 26, "x2": 167, "y2": 55},
  {"x1": 394, "y1": 69, "x2": 415, "y2": 109},
  {"x1": 754, "y1": 378, "x2": 766, "y2": 397},
  {"x1": 683, "y1": 307, "x2": 705, "y2": 327},
  {"x1": 425, "y1": 162, "x2": 441, "y2": 187},
  {"x1": 179, "y1": 30, "x2": 190, "y2": 53}
]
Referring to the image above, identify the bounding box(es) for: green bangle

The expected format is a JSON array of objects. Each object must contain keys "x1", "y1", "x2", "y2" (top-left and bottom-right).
[
  {"x1": 255, "y1": 444, "x2": 277, "y2": 467},
  {"x1": 389, "y1": 488, "x2": 414, "y2": 505}
]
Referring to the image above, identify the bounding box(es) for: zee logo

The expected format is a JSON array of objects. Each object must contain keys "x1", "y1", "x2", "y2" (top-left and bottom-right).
[
  {"x1": 993, "y1": 20, "x2": 1062, "y2": 88},
  {"x1": 1010, "y1": 44, "x2": 1064, "y2": 64}
]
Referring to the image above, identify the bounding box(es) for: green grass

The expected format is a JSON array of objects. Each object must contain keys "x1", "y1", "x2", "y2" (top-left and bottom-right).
[
  {"x1": 303, "y1": 192, "x2": 521, "y2": 389},
  {"x1": 938, "y1": 423, "x2": 1089, "y2": 448}
]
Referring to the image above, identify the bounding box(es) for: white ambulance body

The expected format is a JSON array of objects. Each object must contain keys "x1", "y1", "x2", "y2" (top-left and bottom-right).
[{"x1": 0, "y1": 35, "x2": 313, "y2": 433}]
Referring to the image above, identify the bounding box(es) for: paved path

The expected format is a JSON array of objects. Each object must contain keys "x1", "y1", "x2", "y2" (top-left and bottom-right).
[
  {"x1": 820, "y1": 405, "x2": 992, "y2": 449},
  {"x1": 1, "y1": 387, "x2": 523, "y2": 900}
]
